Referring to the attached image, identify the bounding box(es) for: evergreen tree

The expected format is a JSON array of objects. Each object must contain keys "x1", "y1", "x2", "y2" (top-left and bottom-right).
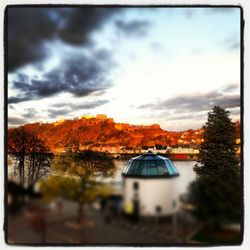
[{"x1": 188, "y1": 106, "x2": 241, "y2": 228}]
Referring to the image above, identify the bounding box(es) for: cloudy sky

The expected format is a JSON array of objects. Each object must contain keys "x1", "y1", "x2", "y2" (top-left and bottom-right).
[{"x1": 7, "y1": 7, "x2": 241, "y2": 131}]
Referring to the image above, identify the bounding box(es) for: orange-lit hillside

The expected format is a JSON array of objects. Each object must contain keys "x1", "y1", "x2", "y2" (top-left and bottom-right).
[{"x1": 8, "y1": 115, "x2": 240, "y2": 153}]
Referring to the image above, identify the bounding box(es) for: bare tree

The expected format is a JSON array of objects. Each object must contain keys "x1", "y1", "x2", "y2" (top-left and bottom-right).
[{"x1": 8, "y1": 127, "x2": 51, "y2": 189}]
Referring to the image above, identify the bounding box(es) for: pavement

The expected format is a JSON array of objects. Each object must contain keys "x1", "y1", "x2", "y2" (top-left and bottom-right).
[{"x1": 6, "y1": 198, "x2": 199, "y2": 245}]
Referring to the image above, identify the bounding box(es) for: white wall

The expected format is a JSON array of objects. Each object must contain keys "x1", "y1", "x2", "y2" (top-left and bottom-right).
[{"x1": 123, "y1": 177, "x2": 179, "y2": 216}]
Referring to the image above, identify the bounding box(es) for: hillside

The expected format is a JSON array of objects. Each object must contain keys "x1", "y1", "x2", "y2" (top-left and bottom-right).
[{"x1": 8, "y1": 115, "x2": 240, "y2": 153}]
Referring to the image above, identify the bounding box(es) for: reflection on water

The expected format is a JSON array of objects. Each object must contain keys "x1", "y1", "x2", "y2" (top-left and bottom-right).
[
  {"x1": 106, "y1": 160, "x2": 197, "y2": 198},
  {"x1": 173, "y1": 161, "x2": 197, "y2": 197}
]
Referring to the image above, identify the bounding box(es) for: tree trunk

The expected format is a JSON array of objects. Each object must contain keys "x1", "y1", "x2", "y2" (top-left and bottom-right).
[
  {"x1": 19, "y1": 156, "x2": 24, "y2": 187},
  {"x1": 30, "y1": 154, "x2": 35, "y2": 187},
  {"x1": 76, "y1": 201, "x2": 84, "y2": 224}
]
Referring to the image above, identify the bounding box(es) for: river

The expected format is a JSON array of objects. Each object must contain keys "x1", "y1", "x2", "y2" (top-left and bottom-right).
[{"x1": 8, "y1": 155, "x2": 197, "y2": 199}]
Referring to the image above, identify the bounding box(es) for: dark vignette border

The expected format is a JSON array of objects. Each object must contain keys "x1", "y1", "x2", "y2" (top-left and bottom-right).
[{"x1": 3, "y1": 3, "x2": 244, "y2": 247}]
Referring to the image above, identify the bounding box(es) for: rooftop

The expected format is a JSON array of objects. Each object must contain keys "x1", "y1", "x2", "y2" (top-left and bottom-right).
[{"x1": 122, "y1": 152, "x2": 179, "y2": 178}]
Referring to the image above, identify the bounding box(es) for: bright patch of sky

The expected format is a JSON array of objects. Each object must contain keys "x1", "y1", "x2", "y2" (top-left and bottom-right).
[{"x1": 8, "y1": 7, "x2": 241, "y2": 130}]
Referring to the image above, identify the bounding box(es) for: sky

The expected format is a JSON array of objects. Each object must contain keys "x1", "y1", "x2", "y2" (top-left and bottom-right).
[{"x1": 7, "y1": 7, "x2": 241, "y2": 131}]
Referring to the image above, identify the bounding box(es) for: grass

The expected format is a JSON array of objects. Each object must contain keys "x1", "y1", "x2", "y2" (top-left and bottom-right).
[{"x1": 191, "y1": 226, "x2": 242, "y2": 245}]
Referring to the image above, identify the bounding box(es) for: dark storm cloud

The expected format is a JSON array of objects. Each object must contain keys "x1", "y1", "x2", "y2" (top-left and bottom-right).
[
  {"x1": 8, "y1": 95, "x2": 31, "y2": 104},
  {"x1": 115, "y1": 19, "x2": 150, "y2": 37},
  {"x1": 7, "y1": 7, "x2": 118, "y2": 71},
  {"x1": 58, "y1": 8, "x2": 116, "y2": 45},
  {"x1": 8, "y1": 50, "x2": 113, "y2": 102},
  {"x1": 8, "y1": 8, "x2": 57, "y2": 71},
  {"x1": 138, "y1": 90, "x2": 240, "y2": 112},
  {"x1": 59, "y1": 52, "x2": 112, "y2": 97}
]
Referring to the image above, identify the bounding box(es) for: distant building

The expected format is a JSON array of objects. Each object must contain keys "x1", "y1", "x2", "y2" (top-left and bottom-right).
[
  {"x1": 81, "y1": 115, "x2": 94, "y2": 119},
  {"x1": 107, "y1": 118, "x2": 114, "y2": 123},
  {"x1": 115, "y1": 123, "x2": 130, "y2": 130},
  {"x1": 143, "y1": 124, "x2": 161, "y2": 130},
  {"x1": 150, "y1": 124, "x2": 161, "y2": 129},
  {"x1": 96, "y1": 114, "x2": 107, "y2": 120},
  {"x1": 54, "y1": 119, "x2": 65, "y2": 126},
  {"x1": 171, "y1": 147, "x2": 199, "y2": 154}
]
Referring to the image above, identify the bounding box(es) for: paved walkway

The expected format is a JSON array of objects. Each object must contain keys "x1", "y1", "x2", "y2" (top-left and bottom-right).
[{"x1": 6, "y1": 199, "x2": 198, "y2": 245}]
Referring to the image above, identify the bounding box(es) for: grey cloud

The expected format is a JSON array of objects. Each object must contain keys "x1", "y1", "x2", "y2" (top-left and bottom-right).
[
  {"x1": 8, "y1": 95, "x2": 31, "y2": 104},
  {"x1": 228, "y1": 42, "x2": 240, "y2": 50},
  {"x1": 47, "y1": 108, "x2": 71, "y2": 118},
  {"x1": 115, "y1": 19, "x2": 150, "y2": 37},
  {"x1": 206, "y1": 7, "x2": 238, "y2": 14},
  {"x1": 185, "y1": 9, "x2": 194, "y2": 19},
  {"x1": 217, "y1": 95, "x2": 240, "y2": 109},
  {"x1": 228, "y1": 107, "x2": 240, "y2": 116},
  {"x1": 11, "y1": 77, "x2": 63, "y2": 99},
  {"x1": 138, "y1": 90, "x2": 240, "y2": 112},
  {"x1": 71, "y1": 99, "x2": 109, "y2": 110},
  {"x1": 22, "y1": 108, "x2": 38, "y2": 119},
  {"x1": 165, "y1": 92, "x2": 240, "y2": 111},
  {"x1": 91, "y1": 90, "x2": 107, "y2": 97},
  {"x1": 138, "y1": 103, "x2": 153, "y2": 109},
  {"x1": 52, "y1": 99, "x2": 109, "y2": 111},
  {"x1": 221, "y1": 83, "x2": 239, "y2": 93},
  {"x1": 8, "y1": 117, "x2": 28, "y2": 126},
  {"x1": 160, "y1": 91, "x2": 220, "y2": 110},
  {"x1": 46, "y1": 99, "x2": 108, "y2": 119},
  {"x1": 9, "y1": 104, "x2": 15, "y2": 110},
  {"x1": 166, "y1": 112, "x2": 206, "y2": 121},
  {"x1": 51, "y1": 103, "x2": 68, "y2": 108},
  {"x1": 150, "y1": 42, "x2": 165, "y2": 52},
  {"x1": 222, "y1": 34, "x2": 240, "y2": 51}
]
